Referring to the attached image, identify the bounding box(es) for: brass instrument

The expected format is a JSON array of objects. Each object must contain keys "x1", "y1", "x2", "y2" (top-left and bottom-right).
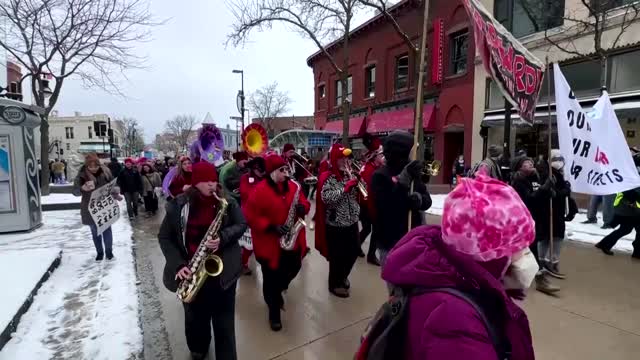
[
  {"x1": 290, "y1": 153, "x2": 318, "y2": 185},
  {"x1": 424, "y1": 160, "x2": 442, "y2": 176},
  {"x1": 345, "y1": 160, "x2": 368, "y2": 199},
  {"x1": 177, "y1": 187, "x2": 227, "y2": 303},
  {"x1": 280, "y1": 180, "x2": 306, "y2": 251}
]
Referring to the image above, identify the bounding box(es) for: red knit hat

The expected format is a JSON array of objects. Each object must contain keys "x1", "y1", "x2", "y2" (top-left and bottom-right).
[
  {"x1": 283, "y1": 143, "x2": 295, "y2": 153},
  {"x1": 232, "y1": 151, "x2": 249, "y2": 162},
  {"x1": 191, "y1": 161, "x2": 218, "y2": 185},
  {"x1": 124, "y1": 158, "x2": 134, "y2": 165},
  {"x1": 265, "y1": 154, "x2": 287, "y2": 174},
  {"x1": 329, "y1": 143, "x2": 352, "y2": 179}
]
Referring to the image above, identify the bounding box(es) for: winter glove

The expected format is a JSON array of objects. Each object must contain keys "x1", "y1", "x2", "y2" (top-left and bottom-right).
[
  {"x1": 344, "y1": 179, "x2": 359, "y2": 193},
  {"x1": 396, "y1": 160, "x2": 424, "y2": 188},
  {"x1": 295, "y1": 204, "x2": 306, "y2": 217},
  {"x1": 408, "y1": 192, "x2": 422, "y2": 210}
]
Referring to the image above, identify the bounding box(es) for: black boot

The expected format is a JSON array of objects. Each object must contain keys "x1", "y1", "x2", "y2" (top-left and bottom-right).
[
  {"x1": 95, "y1": 253, "x2": 104, "y2": 261},
  {"x1": 595, "y1": 242, "x2": 614, "y2": 256},
  {"x1": 191, "y1": 352, "x2": 207, "y2": 360},
  {"x1": 106, "y1": 251, "x2": 114, "y2": 260},
  {"x1": 269, "y1": 307, "x2": 282, "y2": 332}
]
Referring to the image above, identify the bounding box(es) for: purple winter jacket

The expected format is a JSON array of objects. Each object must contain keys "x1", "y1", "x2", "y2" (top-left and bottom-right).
[{"x1": 382, "y1": 225, "x2": 535, "y2": 360}]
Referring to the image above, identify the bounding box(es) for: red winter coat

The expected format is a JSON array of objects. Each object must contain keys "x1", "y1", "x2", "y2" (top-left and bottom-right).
[
  {"x1": 319, "y1": 160, "x2": 330, "y2": 174},
  {"x1": 169, "y1": 173, "x2": 191, "y2": 198},
  {"x1": 243, "y1": 179, "x2": 310, "y2": 270},
  {"x1": 360, "y1": 161, "x2": 379, "y2": 219}
]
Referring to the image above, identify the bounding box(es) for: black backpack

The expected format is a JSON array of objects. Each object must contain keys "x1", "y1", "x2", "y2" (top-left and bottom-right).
[{"x1": 355, "y1": 287, "x2": 511, "y2": 360}]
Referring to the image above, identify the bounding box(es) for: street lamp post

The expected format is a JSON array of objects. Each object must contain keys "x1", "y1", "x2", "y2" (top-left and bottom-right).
[{"x1": 232, "y1": 69, "x2": 245, "y2": 132}]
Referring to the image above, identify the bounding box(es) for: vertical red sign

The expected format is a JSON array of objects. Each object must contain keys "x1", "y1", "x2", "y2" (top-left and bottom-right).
[{"x1": 431, "y1": 18, "x2": 444, "y2": 85}]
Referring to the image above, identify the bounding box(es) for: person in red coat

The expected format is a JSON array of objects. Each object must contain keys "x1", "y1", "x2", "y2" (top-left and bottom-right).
[
  {"x1": 238, "y1": 156, "x2": 266, "y2": 275},
  {"x1": 317, "y1": 144, "x2": 361, "y2": 298},
  {"x1": 243, "y1": 154, "x2": 310, "y2": 331},
  {"x1": 359, "y1": 134, "x2": 385, "y2": 265},
  {"x1": 169, "y1": 156, "x2": 193, "y2": 198}
]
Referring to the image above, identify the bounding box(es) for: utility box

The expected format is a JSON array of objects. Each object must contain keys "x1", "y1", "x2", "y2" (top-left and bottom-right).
[{"x1": 0, "y1": 99, "x2": 43, "y2": 233}]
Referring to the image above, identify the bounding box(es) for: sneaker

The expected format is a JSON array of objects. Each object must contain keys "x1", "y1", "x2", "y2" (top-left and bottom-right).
[
  {"x1": 581, "y1": 219, "x2": 597, "y2": 224},
  {"x1": 329, "y1": 287, "x2": 350, "y2": 298},
  {"x1": 535, "y1": 274, "x2": 560, "y2": 295},
  {"x1": 95, "y1": 253, "x2": 104, "y2": 261},
  {"x1": 595, "y1": 243, "x2": 614, "y2": 256},
  {"x1": 269, "y1": 309, "x2": 282, "y2": 332},
  {"x1": 544, "y1": 262, "x2": 566, "y2": 280}
]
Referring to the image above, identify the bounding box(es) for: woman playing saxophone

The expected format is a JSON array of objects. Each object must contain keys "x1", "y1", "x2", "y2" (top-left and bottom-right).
[{"x1": 158, "y1": 161, "x2": 247, "y2": 360}]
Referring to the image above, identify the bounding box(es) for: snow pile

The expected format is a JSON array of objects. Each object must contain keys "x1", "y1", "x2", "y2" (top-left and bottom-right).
[
  {"x1": 0, "y1": 204, "x2": 142, "y2": 360},
  {"x1": 0, "y1": 249, "x2": 61, "y2": 335},
  {"x1": 427, "y1": 194, "x2": 635, "y2": 252},
  {"x1": 41, "y1": 193, "x2": 81, "y2": 205}
]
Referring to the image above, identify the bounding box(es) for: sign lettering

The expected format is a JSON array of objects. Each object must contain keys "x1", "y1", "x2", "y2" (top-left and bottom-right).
[{"x1": 88, "y1": 179, "x2": 120, "y2": 235}]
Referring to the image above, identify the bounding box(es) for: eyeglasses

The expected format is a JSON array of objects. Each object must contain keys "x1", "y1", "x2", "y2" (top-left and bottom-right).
[{"x1": 277, "y1": 167, "x2": 290, "y2": 173}]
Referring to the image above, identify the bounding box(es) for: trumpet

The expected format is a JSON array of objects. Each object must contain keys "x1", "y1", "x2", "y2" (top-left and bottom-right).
[
  {"x1": 423, "y1": 160, "x2": 442, "y2": 176},
  {"x1": 290, "y1": 153, "x2": 318, "y2": 185},
  {"x1": 345, "y1": 160, "x2": 368, "y2": 199}
]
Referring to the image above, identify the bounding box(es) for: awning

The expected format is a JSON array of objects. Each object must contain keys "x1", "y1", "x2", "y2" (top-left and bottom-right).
[
  {"x1": 78, "y1": 144, "x2": 112, "y2": 153},
  {"x1": 323, "y1": 116, "x2": 366, "y2": 136},
  {"x1": 367, "y1": 105, "x2": 435, "y2": 134}
]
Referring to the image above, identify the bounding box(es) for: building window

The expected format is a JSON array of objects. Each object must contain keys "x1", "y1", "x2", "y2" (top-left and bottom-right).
[
  {"x1": 318, "y1": 85, "x2": 326, "y2": 99},
  {"x1": 395, "y1": 55, "x2": 409, "y2": 91},
  {"x1": 450, "y1": 30, "x2": 469, "y2": 75},
  {"x1": 495, "y1": 0, "x2": 565, "y2": 38},
  {"x1": 88, "y1": 126, "x2": 93, "y2": 139},
  {"x1": 561, "y1": 60, "x2": 601, "y2": 97},
  {"x1": 335, "y1": 75, "x2": 353, "y2": 106},
  {"x1": 365, "y1": 65, "x2": 376, "y2": 98},
  {"x1": 590, "y1": 0, "x2": 635, "y2": 13},
  {"x1": 66, "y1": 143, "x2": 70, "y2": 151},
  {"x1": 65, "y1": 127, "x2": 74, "y2": 139},
  {"x1": 610, "y1": 49, "x2": 640, "y2": 94}
]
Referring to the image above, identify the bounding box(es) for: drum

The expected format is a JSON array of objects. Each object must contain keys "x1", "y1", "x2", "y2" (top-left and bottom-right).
[{"x1": 239, "y1": 228, "x2": 253, "y2": 250}]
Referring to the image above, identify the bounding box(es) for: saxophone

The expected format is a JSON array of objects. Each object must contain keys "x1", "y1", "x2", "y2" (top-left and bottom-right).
[
  {"x1": 279, "y1": 180, "x2": 306, "y2": 251},
  {"x1": 177, "y1": 188, "x2": 228, "y2": 303}
]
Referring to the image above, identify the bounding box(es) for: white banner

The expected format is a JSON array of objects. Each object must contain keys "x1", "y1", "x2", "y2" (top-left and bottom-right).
[
  {"x1": 554, "y1": 63, "x2": 640, "y2": 195},
  {"x1": 89, "y1": 179, "x2": 120, "y2": 235}
]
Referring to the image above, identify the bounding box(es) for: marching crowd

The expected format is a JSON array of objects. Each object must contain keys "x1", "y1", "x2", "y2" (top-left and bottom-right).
[{"x1": 69, "y1": 129, "x2": 640, "y2": 360}]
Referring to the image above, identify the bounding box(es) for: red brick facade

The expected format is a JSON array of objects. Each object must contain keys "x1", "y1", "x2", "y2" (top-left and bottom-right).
[{"x1": 307, "y1": 0, "x2": 475, "y2": 183}]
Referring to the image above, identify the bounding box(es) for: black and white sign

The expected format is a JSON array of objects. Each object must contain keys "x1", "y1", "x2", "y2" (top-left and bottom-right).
[
  {"x1": 89, "y1": 179, "x2": 120, "y2": 235},
  {"x1": 554, "y1": 64, "x2": 640, "y2": 195}
]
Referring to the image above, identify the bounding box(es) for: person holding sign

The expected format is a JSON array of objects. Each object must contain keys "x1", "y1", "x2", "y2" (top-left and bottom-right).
[
  {"x1": 595, "y1": 153, "x2": 640, "y2": 259},
  {"x1": 73, "y1": 153, "x2": 122, "y2": 261}
]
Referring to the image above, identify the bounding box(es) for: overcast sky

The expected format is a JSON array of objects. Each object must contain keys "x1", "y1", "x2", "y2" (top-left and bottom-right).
[{"x1": 51, "y1": 2, "x2": 376, "y2": 143}]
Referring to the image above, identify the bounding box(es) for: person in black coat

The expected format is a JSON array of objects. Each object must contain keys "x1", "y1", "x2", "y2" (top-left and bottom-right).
[
  {"x1": 108, "y1": 157, "x2": 122, "y2": 178},
  {"x1": 510, "y1": 155, "x2": 560, "y2": 295},
  {"x1": 371, "y1": 131, "x2": 432, "y2": 268},
  {"x1": 118, "y1": 158, "x2": 143, "y2": 219},
  {"x1": 158, "y1": 161, "x2": 246, "y2": 360}
]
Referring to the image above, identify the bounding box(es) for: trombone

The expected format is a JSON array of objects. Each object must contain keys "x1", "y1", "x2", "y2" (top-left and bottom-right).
[
  {"x1": 345, "y1": 160, "x2": 368, "y2": 199},
  {"x1": 290, "y1": 153, "x2": 318, "y2": 185},
  {"x1": 423, "y1": 160, "x2": 442, "y2": 176}
]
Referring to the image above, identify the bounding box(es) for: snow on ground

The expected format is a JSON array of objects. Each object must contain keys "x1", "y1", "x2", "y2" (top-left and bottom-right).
[
  {"x1": 427, "y1": 194, "x2": 635, "y2": 252},
  {"x1": 0, "y1": 249, "x2": 61, "y2": 334},
  {"x1": 0, "y1": 204, "x2": 142, "y2": 360},
  {"x1": 41, "y1": 193, "x2": 81, "y2": 205}
]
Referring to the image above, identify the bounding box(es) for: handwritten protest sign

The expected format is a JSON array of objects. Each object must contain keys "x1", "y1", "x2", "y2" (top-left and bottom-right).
[
  {"x1": 89, "y1": 179, "x2": 120, "y2": 235},
  {"x1": 462, "y1": 0, "x2": 545, "y2": 123},
  {"x1": 554, "y1": 64, "x2": 640, "y2": 195}
]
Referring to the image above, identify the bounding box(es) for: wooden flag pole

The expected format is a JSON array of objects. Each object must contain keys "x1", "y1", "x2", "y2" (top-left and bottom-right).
[
  {"x1": 546, "y1": 57, "x2": 554, "y2": 265},
  {"x1": 408, "y1": 0, "x2": 430, "y2": 230}
]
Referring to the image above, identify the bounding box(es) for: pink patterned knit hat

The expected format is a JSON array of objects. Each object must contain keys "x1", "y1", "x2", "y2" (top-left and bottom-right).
[{"x1": 441, "y1": 169, "x2": 535, "y2": 262}]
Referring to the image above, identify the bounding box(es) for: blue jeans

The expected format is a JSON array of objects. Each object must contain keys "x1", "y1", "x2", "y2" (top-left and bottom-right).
[
  {"x1": 586, "y1": 195, "x2": 616, "y2": 225},
  {"x1": 90, "y1": 225, "x2": 113, "y2": 255}
]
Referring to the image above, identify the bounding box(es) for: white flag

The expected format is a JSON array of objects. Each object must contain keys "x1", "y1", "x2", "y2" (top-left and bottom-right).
[{"x1": 554, "y1": 63, "x2": 640, "y2": 195}]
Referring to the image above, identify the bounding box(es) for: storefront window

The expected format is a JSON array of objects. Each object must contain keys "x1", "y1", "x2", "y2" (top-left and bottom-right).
[
  {"x1": 561, "y1": 60, "x2": 602, "y2": 97},
  {"x1": 610, "y1": 50, "x2": 640, "y2": 94}
]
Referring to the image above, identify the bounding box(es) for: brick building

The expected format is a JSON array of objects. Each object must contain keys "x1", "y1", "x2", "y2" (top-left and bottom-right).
[
  {"x1": 252, "y1": 115, "x2": 315, "y2": 138},
  {"x1": 307, "y1": 0, "x2": 475, "y2": 183}
]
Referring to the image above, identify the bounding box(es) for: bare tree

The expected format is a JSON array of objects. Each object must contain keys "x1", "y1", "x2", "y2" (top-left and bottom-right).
[
  {"x1": 227, "y1": 0, "x2": 362, "y2": 145},
  {"x1": 519, "y1": 0, "x2": 640, "y2": 87},
  {"x1": 0, "y1": 0, "x2": 159, "y2": 194},
  {"x1": 117, "y1": 117, "x2": 144, "y2": 157},
  {"x1": 247, "y1": 81, "x2": 293, "y2": 136},
  {"x1": 154, "y1": 133, "x2": 179, "y2": 156},
  {"x1": 164, "y1": 114, "x2": 197, "y2": 153}
]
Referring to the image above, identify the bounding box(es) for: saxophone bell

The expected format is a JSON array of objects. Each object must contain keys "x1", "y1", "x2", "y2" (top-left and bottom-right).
[{"x1": 203, "y1": 254, "x2": 223, "y2": 277}]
